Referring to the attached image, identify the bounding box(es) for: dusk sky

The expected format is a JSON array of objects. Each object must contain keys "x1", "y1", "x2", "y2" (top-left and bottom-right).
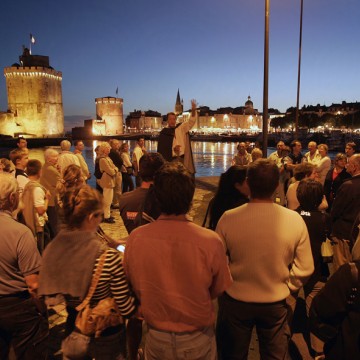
[{"x1": 1, "y1": 0, "x2": 359, "y2": 128}]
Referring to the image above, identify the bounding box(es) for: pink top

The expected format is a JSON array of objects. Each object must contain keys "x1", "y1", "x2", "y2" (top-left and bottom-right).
[{"x1": 124, "y1": 214, "x2": 232, "y2": 332}]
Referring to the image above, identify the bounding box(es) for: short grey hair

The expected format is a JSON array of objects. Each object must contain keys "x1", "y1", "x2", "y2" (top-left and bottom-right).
[
  {"x1": 60, "y1": 140, "x2": 72, "y2": 151},
  {"x1": 0, "y1": 174, "x2": 18, "y2": 210},
  {"x1": 44, "y1": 148, "x2": 59, "y2": 160}
]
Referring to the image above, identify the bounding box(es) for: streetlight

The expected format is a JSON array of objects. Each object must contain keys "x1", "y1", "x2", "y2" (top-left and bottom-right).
[
  {"x1": 262, "y1": 0, "x2": 270, "y2": 157},
  {"x1": 295, "y1": 0, "x2": 304, "y2": 140}
]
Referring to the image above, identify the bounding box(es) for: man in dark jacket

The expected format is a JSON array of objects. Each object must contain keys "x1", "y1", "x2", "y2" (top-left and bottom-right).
[{"x1": 331, "y1": 154, "x2": 360, "y2": 270}]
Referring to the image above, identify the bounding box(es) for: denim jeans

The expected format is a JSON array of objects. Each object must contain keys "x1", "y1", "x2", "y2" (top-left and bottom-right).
[{"x1": 145, "y1": 326, "x2": 216, "y2": 360}]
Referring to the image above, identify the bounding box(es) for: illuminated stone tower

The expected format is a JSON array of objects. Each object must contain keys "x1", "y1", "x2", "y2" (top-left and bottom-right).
[
  {"x1": 174, "y1": 88, "x2": 183, "y2": 115},
  {"x1": 95, "y1": 96, "x2": 124, "y2": 135},
  {"x1": 3, "y1": 49, "x2": 64, "y2": 137}
]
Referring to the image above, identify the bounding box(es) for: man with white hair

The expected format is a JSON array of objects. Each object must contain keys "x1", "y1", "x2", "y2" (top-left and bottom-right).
[
  {"x1": 304, "y1": 141, "x2": 321, "y2": 165},
  {"x1": 40, "y1": 148, "x2": 61, "y2": 236},
  {"x1": 0, "y1": 174, "x2": 48, "y2": 359},
  {"x1": 58, "y1": 139, "x2": 80, "y2": 174}
]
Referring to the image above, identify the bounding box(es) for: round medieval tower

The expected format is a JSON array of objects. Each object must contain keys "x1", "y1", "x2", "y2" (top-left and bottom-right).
[
  {"x1": 95, "y1": 96, "x2": 124, "y2": 135},
  {"x1": 3, "y1": 49, "x2": 64, "y2": 137}
]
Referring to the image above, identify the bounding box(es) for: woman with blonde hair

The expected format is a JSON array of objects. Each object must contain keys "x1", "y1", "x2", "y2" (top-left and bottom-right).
[
  {"x1": 97, "y1": 142, "x2": 118, "y2": 223},
  {"x1": 39, "y1": 185, "x2": 136, "y2": 359}
]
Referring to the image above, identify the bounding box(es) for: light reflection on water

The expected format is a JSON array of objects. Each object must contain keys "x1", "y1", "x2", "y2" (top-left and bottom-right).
[{"x1": 28, "y1": 140, "x2": 338, "y2": 188}]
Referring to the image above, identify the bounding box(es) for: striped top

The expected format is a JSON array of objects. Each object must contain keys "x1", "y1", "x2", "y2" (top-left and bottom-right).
[{"x1": 68, "y1": 248, "x2": 136, "y2": 318}]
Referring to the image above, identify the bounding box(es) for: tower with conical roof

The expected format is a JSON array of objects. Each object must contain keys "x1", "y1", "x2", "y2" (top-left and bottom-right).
[{"x1": 174, "y1": 88, "x2": 183, "y2": 115}]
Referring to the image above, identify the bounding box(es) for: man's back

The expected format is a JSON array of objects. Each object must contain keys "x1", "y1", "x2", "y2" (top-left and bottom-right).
[
  {"x1": 216, "y1": 203, "x2": 313, "y2": 302},
  {"x1": 119, "y1": 187, "x2": 149, "y2": 234},
  {"x1": 124, "y1": 215, "x2": 232, "y2": 332}
]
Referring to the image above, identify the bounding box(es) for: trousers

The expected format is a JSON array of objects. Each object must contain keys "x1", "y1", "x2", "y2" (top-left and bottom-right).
[
  {"x1": 0, "y1": 294, "x2": 49, "y2": 360},
  {"x1": 145, "y1": 326, "x2": 216, "y2": 360},
  {"x1": 216, "y1": 292, "x2": 290, "y2": 360}
]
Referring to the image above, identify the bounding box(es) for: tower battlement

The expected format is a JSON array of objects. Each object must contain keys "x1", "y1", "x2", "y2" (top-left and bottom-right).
[
  {"x1": 4, "y1": 66, "x2": 62, "y2": 80},
  {"x1": 1, "y1": 52, "x2": 64, "y2": 137}
]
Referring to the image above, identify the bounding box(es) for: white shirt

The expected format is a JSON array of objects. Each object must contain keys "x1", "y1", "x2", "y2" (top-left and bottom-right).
[
  {"x1": 172, "y1": 116, "x2": 196, "y2": 157},
  {"x1": 304, "y1": 150, "x2": 322, "y2": 165}
]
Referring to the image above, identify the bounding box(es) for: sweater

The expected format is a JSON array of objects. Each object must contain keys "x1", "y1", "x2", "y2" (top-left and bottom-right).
[{"x1": 216, "y1": 202, "x2": 314, "y2": 302}]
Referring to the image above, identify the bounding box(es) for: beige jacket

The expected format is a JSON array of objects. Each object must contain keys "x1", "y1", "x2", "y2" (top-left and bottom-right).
[{"x1": 98, "y1": 156, "x2": 118, "y2": 189}]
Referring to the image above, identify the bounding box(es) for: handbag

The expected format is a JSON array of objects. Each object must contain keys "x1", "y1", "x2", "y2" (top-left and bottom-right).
[
  {"x1": 75, "y1": 250, "x2": 123, "y2": 338},
  {"x1": 321, "y1": 238, "x2": 334, "y2": 263}
]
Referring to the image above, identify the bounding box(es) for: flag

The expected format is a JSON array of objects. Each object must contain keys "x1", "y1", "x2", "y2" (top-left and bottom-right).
[
  {"x1": 30, "y1": 34, "x2": 35, "y2": 44},
  {"x1": 115, "y1": 87, "x2": 118, "y2": 95}
]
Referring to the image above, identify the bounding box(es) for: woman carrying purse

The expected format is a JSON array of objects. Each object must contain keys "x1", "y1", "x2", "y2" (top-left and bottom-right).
[{"x1": 39, "y1": 185, "x2": 137, "y2": 359}]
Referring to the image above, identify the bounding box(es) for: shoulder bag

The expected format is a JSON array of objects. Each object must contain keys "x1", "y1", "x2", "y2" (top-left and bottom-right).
[{"x1": 75, "y1": 250, "x2": 123, "y2": 338}]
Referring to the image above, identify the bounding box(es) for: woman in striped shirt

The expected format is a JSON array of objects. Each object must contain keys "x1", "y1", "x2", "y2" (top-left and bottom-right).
[{"x1": 39, "y1": 185, "x2": 136, "y2": 359}]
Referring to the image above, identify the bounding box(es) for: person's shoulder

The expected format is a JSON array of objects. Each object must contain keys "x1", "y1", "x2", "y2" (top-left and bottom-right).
[
  {"x1": 9, "y1": 218, "x2": 36, "y2": 240},
  {"x1": 121, "y1": 188, "x2": 146, "y2": 199},
  {"x1": 105, "y1": 247, "x2": 122, "y2": 260},
  {"x1": 340, "y1": 175, "x2": 359, "y2": 188},
  {"x1": 278, "y1": 204, "x2": 303, "y2": 217},
  {"x1": 189, "y1": 224, "x2": 226, "y2": 249},
  {"x1": 288, "y1": 181, "x2": 297, "y2": 190}
]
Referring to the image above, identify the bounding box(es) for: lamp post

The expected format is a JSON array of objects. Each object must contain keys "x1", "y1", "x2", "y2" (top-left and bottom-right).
[
  {"x1": 262, "y1": 0, "x2": 270, "y2": 157},
  {"x1": 295, "y1": 0, "x2": 304, "y2": 140}
]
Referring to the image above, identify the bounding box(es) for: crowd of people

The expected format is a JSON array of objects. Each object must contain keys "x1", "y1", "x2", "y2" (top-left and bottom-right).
[{"x1": 0, "y1": 113, "x2": 360, "y2": 360}]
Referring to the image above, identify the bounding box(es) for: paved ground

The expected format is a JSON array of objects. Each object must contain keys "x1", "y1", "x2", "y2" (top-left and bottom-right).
[{"x1": 40, "y1": 177, "x2": 312, "y2": 359}]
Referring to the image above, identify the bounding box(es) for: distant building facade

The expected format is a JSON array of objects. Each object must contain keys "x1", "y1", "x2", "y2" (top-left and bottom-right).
[
  {"x1": 1, "y1": 49, "x2": 64, "y2": 137},
  {"x1": 178, "y1": 96, "x2": 263, "y2": 132},
  {"x1": 125, "y1": 110, "x2": 162, "y2": 132}
]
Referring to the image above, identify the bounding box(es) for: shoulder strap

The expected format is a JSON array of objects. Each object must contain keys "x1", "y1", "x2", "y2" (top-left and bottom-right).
[
  {"x1": 347, "y1": 262, "x2": 359, "y2": 307},
  {"x1": 76, "y1": 250, "x2": 108, "y2": 311},
  {"x1": 202, "y1": 197, "x2": 214, "y2": 228}
]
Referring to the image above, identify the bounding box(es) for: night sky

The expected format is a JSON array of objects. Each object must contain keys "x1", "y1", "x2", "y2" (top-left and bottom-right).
[{"x1": 1, "y1": 0, "x2": 359, "y2": 129}]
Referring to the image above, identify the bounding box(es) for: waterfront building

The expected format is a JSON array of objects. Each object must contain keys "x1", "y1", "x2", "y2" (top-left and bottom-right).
[
  {"x1": 178, "y1": 96, "x2": 263, "y2": 133},
  {"x1": 1, "y1": 48, "x2": 64, "y2": 137},
  {"x1": 72, "y1": 96, "x2": 125, "y2": 137},
  {"x1": 125, "y1": 109, "x2": 162, "y2": 133}
]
